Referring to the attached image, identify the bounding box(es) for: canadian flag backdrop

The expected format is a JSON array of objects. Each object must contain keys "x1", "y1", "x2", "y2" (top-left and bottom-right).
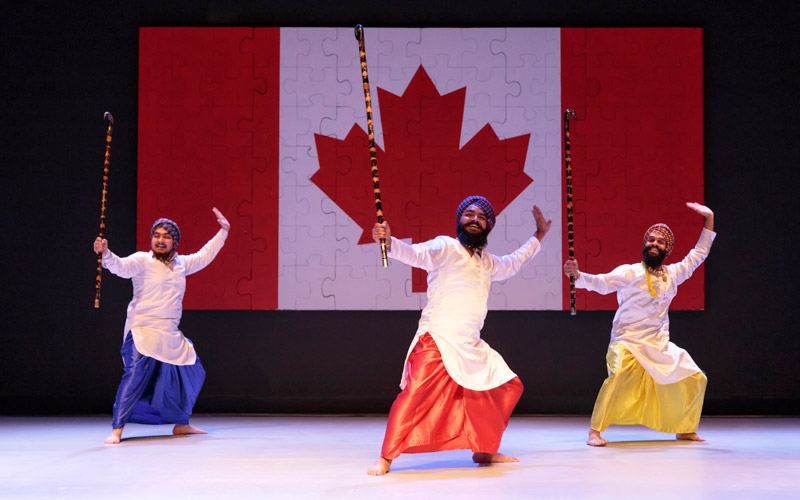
[{"x1": 138, "y1": 27, "x2": 704, "y2": 311}]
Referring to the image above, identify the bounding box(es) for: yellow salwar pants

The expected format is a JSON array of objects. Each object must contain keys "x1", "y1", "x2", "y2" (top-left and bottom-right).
[{"x1": 590, "y1": 343, "x2": 707, "y2": 434}]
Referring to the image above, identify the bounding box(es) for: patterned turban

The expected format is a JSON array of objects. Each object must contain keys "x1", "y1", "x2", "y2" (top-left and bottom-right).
[
  {"x1": 456, "y1": 195, "x2": 496, "y2": 231},
  {"x1": 151, "y1": 218, "x2": 181, "y2": 247},
  {"x1": 643, "y1": 223, "x2": 674, "y2": 255}
]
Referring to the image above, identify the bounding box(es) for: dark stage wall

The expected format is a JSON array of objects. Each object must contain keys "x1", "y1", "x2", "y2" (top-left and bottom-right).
[{"x1": 1, "y1": 1, "x2": 798, "y2": 416}]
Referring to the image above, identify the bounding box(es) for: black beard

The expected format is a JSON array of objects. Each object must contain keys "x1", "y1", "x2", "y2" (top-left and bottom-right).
[
  {"x1": 153, "y1": 248, "x2": 174, "y2": 264},
  {"x1": 642, "y1": 244, "x2": 667, "y2": 268},
  {"x1": 457, "y1": 222, "x2": 489, "y2": 252}
]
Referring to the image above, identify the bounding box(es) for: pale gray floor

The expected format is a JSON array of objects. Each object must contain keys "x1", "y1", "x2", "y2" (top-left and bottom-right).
[{"x1": 0, "y1": 415, "x2": 798, "y2": 499}]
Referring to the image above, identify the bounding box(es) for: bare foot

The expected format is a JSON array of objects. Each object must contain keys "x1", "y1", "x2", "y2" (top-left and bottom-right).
[
  {"x1": 676, "y1": 432, "x2": 705, "y2": 442},
  {"x1": 472, "y1": 452, "x2": 519, "y2": 463},
  {"x1": 104, "y1": 428, "x2": 123, "y2": 444},
  {"x1": 173, "y1": 424, "x2": 207, "y2": 436},
  {"x1": 587, "y1": 429, "x2": 609, "y2": 446},
  {"x1": 367, "y1": 457, "x2": 392, "y2": 476}
]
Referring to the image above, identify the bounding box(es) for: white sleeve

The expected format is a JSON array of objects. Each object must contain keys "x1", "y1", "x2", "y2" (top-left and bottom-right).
[
  {"x1": 575, "y1": 264, "x2": 636, "y2": 295},
  {"x1": 489, "y1": 236, "x2": 541, "y2": 281},
  {"x1": 102, "y1": 251, "x2": 146, "y2": 279},
  {"x1": 669, "y1": 228, "x2": 716, "y2": 286},
  {"x1": 388, "y1": 236, "x2": 451, "y2": 271},
  {"x1": 183, "y1": 229, "x2": 228, "y2": 276}
]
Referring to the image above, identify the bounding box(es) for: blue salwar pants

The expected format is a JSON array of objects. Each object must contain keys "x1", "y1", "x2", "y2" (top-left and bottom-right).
[{"x1": 111, "y1": 332, "x2": 205, "y2": 429}]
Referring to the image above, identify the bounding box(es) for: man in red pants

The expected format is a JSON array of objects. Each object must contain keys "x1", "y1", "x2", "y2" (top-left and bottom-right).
[{"x1": 368, "y1": 196, "x2": 552, "y2": 475}]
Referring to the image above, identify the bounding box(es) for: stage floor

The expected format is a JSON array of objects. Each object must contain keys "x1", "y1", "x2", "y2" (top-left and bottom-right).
[{"x1": 0, "y1": 415, "x2": 797, "y2": 499}]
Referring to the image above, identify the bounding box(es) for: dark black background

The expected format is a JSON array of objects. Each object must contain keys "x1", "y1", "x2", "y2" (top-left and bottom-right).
[{"x1": 1, "y1": 1, "x2": 797, "y2": 415}]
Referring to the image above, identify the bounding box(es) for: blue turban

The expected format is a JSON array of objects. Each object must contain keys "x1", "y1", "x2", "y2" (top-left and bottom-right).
[
  {"x1": 151, "y1": 218, "x2": 181, "y2": 247},
  {"x1": 456, "y1": 195, "x2": 496, "y2": 231}
]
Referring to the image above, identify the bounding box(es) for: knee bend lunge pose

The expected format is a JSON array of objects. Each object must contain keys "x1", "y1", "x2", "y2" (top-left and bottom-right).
[
  {"x1": 94, "y1": 208, "x2": 229, "y2": 444},
  {"x1": 563, "y1": 202, "x2": 715, "y2": 446},
  {"x1": 367, "y1": 196, "x2": 552, "y2": 475}
]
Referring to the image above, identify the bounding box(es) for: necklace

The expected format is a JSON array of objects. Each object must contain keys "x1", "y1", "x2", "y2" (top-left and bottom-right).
[
  {"x1": 642, "y1": 262, "x2": 667, "y2": 297},
  {"x1": 646, "y1": 264, "x2": 667, "y2": 282}
]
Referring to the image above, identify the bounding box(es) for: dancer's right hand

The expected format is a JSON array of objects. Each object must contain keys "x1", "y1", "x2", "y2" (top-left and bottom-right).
[
  {"x1": 372, "y1": 222, "x2": 392, "y2": 249},
  {"x1": 94, "y1": 237, "x2": 108, "y2": 256}
]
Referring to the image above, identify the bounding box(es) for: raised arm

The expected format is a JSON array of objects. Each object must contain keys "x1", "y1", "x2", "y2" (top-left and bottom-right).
[
  {"x1": 533, "y1": 204, "x2": 553, "y2": 241},
  {"x1": 489, "y1": 204, "x2": 551, "y2": 280},
  {"x1": 686, "y1": 202, "x2": 714, "y2": 231},
  {"x1": 669, "y1": 202, "x2": 716, "y2": 285},
  {"x1": 183, "y1": 208, "x2": 230, "y2": 275},
  {"x1": 213, "y1": 206, "x2": 230, "y2": 232}
]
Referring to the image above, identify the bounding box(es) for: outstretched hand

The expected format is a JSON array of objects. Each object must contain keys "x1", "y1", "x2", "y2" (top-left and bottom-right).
[
  {"x1": 372, "y1": 222, "x2": 392, "y2": 250},
  {"x1": 93, "y1": 237, "x2": 108, "y2": 256},
  {"x1": 564, "y1": 258, "x2": 580, "y2": 280},
  {"x1": 686, "y1": 202, "x2": 714, "y2": 231},
  {"x1": 213, "y1": 207, "x2": 230, "y2": 231},
  {"x1": 532, "y1": 204, "x2": 553, "y2": 241}
]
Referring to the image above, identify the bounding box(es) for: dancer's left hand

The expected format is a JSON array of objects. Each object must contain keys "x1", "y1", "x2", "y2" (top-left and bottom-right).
[
  {"x1": 213, "y1": 207, "x2": 230, "y2": 231},
  {"x1": 533, "y1": 204, "x2": 553, "y2": 241},
  {"x1": 686, "y1": 202, "x2": 714, "y2": 231}
]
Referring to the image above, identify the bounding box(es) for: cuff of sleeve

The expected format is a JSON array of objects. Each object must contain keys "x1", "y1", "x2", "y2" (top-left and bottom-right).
[{"x1": 699, "y1": 227, "x2": 717, "y2": 246}]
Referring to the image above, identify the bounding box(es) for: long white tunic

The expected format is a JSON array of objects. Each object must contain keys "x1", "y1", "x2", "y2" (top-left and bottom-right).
[
  {"x1": 575, "y1": 228, "x2": 716, "y2": 384},
  {"x1": 390, "y1": 235, "x2": 542, "y2": 391},
  {"x1": 102, "y1": 229, "x2": 228, "y2": 365}
]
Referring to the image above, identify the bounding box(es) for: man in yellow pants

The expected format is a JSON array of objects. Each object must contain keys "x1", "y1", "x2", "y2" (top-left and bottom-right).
[{"x1": 564, "y1": 202, "x2": 715, "y2": 446}]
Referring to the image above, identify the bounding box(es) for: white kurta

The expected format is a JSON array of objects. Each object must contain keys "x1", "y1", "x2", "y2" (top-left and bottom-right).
[
  {"x1": 390, "y1": 234, "x2": 542, "y2": 391},
  {"x1": 102, "y1": 229, "x2": 228, "y2": 365},
  {"x1": 575, "y1": 228, "x2": 716, "y2": 384}
]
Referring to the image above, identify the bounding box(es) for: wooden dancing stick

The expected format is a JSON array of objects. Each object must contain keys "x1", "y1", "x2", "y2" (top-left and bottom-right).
[
  {"x1": 94, "y1": 111, "x2": 114, "y2": 308},
  {"x1": 563, "y1": 109, "x2": 577, "y2": 316},
  {"x1": 354, "y1": 24, "x2": 389, "y2": 267}
]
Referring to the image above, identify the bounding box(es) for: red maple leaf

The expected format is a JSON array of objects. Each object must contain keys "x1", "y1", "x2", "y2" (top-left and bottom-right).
[{"x1": 312, "y1": 66, "x2": 533, "y2": 292}]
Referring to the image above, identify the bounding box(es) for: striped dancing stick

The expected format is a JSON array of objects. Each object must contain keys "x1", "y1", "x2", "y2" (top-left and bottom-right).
[
  {"x1": 354, "y1": 24, "x2": 389, "y2": 267},
  {"x1": 94, "y1": 112, "x2": 114, "y2": 308},
  {"x1": 563, "y1": 109, "x2": 577, "y2": 316}
]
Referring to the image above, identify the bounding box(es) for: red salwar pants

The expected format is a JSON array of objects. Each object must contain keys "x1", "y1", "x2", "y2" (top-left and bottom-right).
[{"x1": 380, "y1": 333, "x2": 524, "y2": 460}]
